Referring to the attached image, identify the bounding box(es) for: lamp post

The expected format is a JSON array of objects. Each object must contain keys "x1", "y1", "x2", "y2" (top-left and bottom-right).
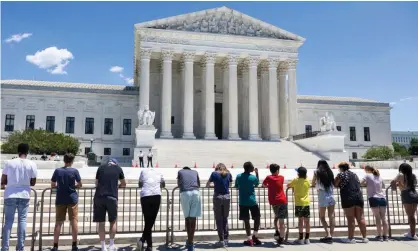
[{"x1": 90, "y1": 138, "x2": 94, "y2": 153}]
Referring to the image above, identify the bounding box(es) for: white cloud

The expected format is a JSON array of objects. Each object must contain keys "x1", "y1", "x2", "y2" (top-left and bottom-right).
[
  {"x1": 110, "y1": 66, "x2": 124, "y2": 73},
  {"x1": 390, "y1": 96, "x2": 418, "y2": 106},
  {"x1": 124, "y1": 77, "x2": 134, "y2": 85},
  {"x1": 5, "y1": 33, "x2": 32, "y2": 43},
  {"x1": 26, "y1": 46, "x2": 73, "y2": 75}
]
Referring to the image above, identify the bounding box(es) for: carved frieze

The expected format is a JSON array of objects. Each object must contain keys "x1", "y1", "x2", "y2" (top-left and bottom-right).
[{"x1": 66, "y1": 103, "x2": 76, "y2": 110}]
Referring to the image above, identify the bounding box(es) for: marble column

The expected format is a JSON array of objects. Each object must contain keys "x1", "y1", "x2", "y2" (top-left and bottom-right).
[
  {"x1": 160, "y1": 50, "x2": 174, "y2": 138},
  {"x1": 268, "y1": 58, "x2": 280, "y2": 140},
  {"x1": 221, "y1": 61, "x2": 229, "y2": 139},
  {"x1": 247, "y1": 56, "x2": 261, "y2": 140},
  {"x1": 241, "y1": 63, "x2": 249, "y2": 140},
  {"x1": 139, "y1": 48, "x2": 152, "y2": 109},
  {"x1": 278, "y1": 63, "x2": 289, "y2": 138},
  {"x1": 226, "y1": 55, "x2": 240, "y2": 140},
  {"x1": 182, "y1": 52, "x2": 196, "y2": 139},
  {"x1": 287, "y1": 60, "x2": 298, "y2": 137},
  {"x1": 202, "y1": 53, "x2": 217, "y2": 139}
]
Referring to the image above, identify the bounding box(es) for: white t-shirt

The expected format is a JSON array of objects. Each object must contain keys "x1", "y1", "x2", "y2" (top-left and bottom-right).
[
  {"x1": 2, "y1": 158, "x2": 37, "y2": 199},
  {"x1": 139, "y1": 169, "x2": 164, "y2": 197},
  {"x1": 139, "y1": 152, "x2": 144, "y2": 158},
  {"x1": 147, "y1": 152, "x2": 153, "y2": 158}
]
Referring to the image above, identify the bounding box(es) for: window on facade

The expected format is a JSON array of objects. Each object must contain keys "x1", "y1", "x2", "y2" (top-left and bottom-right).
[
  {"x1": 85, "y1": 147, "x2": 91, "y2": 155},
  {"x1": 123, "y1": 119, "x2": 131, "y2": 135},
  {"x1": 4, "y1": 114, "x2": 15, "y2": 132},
  {"x1": 104, "y1": 118, "x2": 113, "y2": 135},
  {"x1": 352, "y1": 152, "x2": 358, "y2": 160},
  {"x1": 364, "y1": 127, "x2": 371, "y2": 142},
  {"x1": 123, "y1": 148, "x2": 130, "y2": 156},
  {"x1": 85, "y1": 118, "x2": 94, "y2": 134},
  {"x1": 305, "y1": 125, "x2": 312, "y2": 135},
  {"x1": 171, "y1": 116, "x2": 175, "y2": 124},
  {"x1": 46, "y1": 116, "x2": 55, "y2": 132},
  {"x1": 26, "y1": 115, "x2": 35, "y2": 130},
  {"x1": 65, "y1": 117, "x2": 75, "y2": 134},
  {"x1": 336, "y1": 126, "x2": 342, "y2": 132},
  {"x1": 349, "y1": 126, "x2": 356, "y2": 141},
  {"x1": 104, "y1": 148, "x2": 111, "y2": 155}
]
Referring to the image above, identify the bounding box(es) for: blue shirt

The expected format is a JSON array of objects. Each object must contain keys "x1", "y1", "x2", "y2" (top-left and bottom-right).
[
  {"x1": 51, "y1": 167, "x2": 81, "y2": 205},
  {"x1": 209, "y1": 172, "x2": 232, "y2": 196},
  {"x1": 235, "y1": 172, "x2": 259, "y2": 206}
]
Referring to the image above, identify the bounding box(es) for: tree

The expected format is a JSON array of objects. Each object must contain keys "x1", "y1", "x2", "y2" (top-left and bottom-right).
[
  {"x1": 363, "y1": 146, "x2": 395, "y2": 160},
  {"x1": 410, "y1": 138, "x2": 418, "y2": 156},
  {"x1": 392, "y1": 142, "x2": 410, "y2": 158},
  {"x1": 1, "y1": 129, "x2": 80, "y2": 155}
]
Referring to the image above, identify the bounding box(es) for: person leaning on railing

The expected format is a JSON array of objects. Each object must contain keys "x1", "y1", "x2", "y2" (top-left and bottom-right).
[{"x1": 390, "y1": 163, "x2": 418, "y2": 240}]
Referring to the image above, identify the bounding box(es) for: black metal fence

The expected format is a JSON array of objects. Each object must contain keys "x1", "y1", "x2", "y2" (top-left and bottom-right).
[{"x1": 1, "y1": 186, "x2": 417, "y2": 250}]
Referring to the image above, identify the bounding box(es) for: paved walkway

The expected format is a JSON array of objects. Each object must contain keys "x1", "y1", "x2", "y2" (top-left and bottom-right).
[{"x1": 40, "y1": 236, "x2": 418, "y2": 251}]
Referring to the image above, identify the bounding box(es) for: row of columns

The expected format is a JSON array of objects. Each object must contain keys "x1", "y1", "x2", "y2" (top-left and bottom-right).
[{"x1": 138, "y1": 48, "x2": 298, "y2": 140}]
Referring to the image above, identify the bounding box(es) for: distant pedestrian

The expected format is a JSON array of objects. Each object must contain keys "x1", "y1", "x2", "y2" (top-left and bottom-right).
[
  {"x1": 262, "y1": 164, "x2": 287, "y2": 246},
  {"x1": 137, "y1": 168, "x2": 165, "y2": 251},
  {"x1": 391, "y1": 163, "x2": 418, "y2": 240},
  {"x1": 235, "y1": 162, "x2": 261, "y2": 246},
  {"x1": 311, "y1": 160, "x2": 335, "y2": 243},
  {"x1": 147, "y1": 149, "x2": 153, "y2": 168},
  {"x1": 288, "y1": 166, "x2": 311, "y2": 245},
  {"x1": 361, "y1": 165, "x2": 388, "y2": 241},
  {"x1": 177, "y1": 166, "x2": 201, "y2": 251},
  {"x1": 206, "y1": 163, "x2": 232, "y2": 247},
  {"x1": 334, "y1": 162, "x2": 368, "y2": 244},
  {"x1": 139, "y1": 151, "x2": 144, "y2": 168},
  {"x1": 94, "y1": 158, "x2": 126, "y2": 251},
  {"x1": 50, "y1": 153, "x2": 82, "y2": 251},
  {"x1": 1, "y1": 143, "x2": 37, "y2": 251}
]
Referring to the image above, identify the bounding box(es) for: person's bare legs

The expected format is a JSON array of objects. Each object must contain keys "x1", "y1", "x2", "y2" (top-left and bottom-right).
[
  {"x1": 303, "y1": 217, "x2": 310, "y2": 238},
  {"x1": 371, "y1": 207, "x2": 382, "y2": 236},
  {"x1": 98, "y1": 222, "x2": 106, "y2": 242},
  {"x1": 53, "y1": 221, "x2": 63, "y2": 245},
  {"x1": 244, "y1": 219, "x2": 251, "y2": 237},
  {"x1": 109, "y1": 220, "x2": 117, "y2": 240},
  {"x1": 344, "y1": 208, "x2": 355, "y2": 239},
  {"x1": 404, "y1": 204, "x2": 417, "y2": 236},
  {"x1": 70, "y1": 219, "x2": 78, "y2": 243},
  {"x1": 354, "y1": 206, "x2": 367, "y2": 238},
  {"x1": 279, "y1": 219, "x2": 286, "y2": 238},
  {"x1": 379, "y1": 207, "x2": 389, "y2": 237},
  {"x1": 274, "y1": 217, "x2": 279, "y2": 233},
  {"x1": 189, "y1": 218, "x2": 197, "y2": 244},
  {"x1": 319, "y1": 207, "x2": 330, "y2": 237},
  {"x1": 328, "y1": 205, "x2": 335, "y2": 237}
]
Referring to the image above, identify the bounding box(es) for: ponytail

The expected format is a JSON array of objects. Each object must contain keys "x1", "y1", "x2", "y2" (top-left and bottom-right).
[
  {"x1": 365, "y1": 165, "x2": 380, "y2": 177},
  {"x1": 215, "y1": 163, "x2": 229, "y2": 178}
]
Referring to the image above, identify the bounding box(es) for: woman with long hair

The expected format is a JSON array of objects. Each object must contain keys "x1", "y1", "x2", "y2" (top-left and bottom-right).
[
  {"x1": 334, "y1": 162, "x2": 368, "y2": 244},
  {"x1": 206, "y1": 163, "x2": 233, "y2": 247},
  {"x1": 391, "y1": 163, "x2": 418, "y2": 240},
  {"x1": 361, "y1": 166, "x2": 388, "y2": 241},
  {"x1": 311, "y1": 160, "x2": 335, "y2": 243}
]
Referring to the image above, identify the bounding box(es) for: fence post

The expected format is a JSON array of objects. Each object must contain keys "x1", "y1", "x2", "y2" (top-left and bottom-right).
[
  {"x1": 385, "y1": 187, "x2": 392, "y2": 238},
  {"x1": 170, "y1": 187, "x2": 178, "y2": 246},
  {"x1": 30, "y1": 189, "x2": 38, "y2": 251},
  {"x1": 38, "y1": 188, "x2": 50, "y2": 251},
  {"x1": 165, "y1": 188, "x2": 171, "y2": 246},
  {"x1": 285, "y1": 187, "x2": 292, "y2": 241}
]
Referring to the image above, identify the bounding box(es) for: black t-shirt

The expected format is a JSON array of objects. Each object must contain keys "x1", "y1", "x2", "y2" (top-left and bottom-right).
[{"x1": 94, "y1": 163, "x2": 125, "y2": 200}]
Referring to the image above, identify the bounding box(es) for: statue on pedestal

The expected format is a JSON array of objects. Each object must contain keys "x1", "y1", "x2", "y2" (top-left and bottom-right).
[
  {"x1": 137, "y1": 105, "x2": 156, "y2": 127},
  {"x1": 320, "y1": 112, "x2": 337, "y2": 132}
]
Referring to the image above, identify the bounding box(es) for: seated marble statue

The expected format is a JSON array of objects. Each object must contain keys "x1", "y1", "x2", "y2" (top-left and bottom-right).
[
  {"x1": 137, "y1": 105, "x2": 156, "y2": 126},
  {"x1": 320, "y1": 112, "x2": 337, "y2": 132}
]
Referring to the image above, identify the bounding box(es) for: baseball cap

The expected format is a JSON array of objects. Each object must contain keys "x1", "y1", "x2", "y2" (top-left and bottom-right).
[
  {"x1": 295, "y1": 166, "x2": 307, "y2": 176},
  {"x1": 109, "y1": 158, "x2": 119, "y2": 165}
]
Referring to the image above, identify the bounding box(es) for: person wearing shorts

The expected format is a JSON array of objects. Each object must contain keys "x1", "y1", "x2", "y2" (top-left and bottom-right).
[
  {"x1": 288, "y1": 167, "x2": 311, "y2": 245},
  {"x1": 50, "y1": 153, "x2": 82, "y2": 251},
  {"x1": 177, "y1": 167, "x2": 201, "y2": 251},
  {"x1": 235, "y1": 162, "x2": 261, "y2": 246},
  {"x1": 262, "y1": 164, "x2": 287, "y2": 245},
  {"x1": 335, "y1": 162, "x2": 368, "y2": 244},
  {"x1": 94, "y1": 158, "x2": 126, "y2": 251}
]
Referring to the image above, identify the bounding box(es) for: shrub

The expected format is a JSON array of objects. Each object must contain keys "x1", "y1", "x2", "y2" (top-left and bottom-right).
[
  {"x1": 1, "y1": 129, "x2": 80, "y2": 155},
  {"x1": 363, "y1": 146, "x2": 395, "y2": 160}
]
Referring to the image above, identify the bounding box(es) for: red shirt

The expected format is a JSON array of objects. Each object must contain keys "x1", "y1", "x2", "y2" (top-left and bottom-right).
[{"x1": 263, "y1": 174, "x2": 287, "y2": 205}]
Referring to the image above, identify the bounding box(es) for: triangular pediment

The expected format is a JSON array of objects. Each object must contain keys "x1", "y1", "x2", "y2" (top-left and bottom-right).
[{"x1": 135, "y1": 6, "x2": 305, "y2": 42}]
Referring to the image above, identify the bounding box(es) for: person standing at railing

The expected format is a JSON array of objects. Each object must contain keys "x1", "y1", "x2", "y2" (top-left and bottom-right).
[
  {"x1": 93, "y1": 158, "x2": 126, "y2": 251},
  {"x1": 334, "y1": 162, "x2": 368, "y2": 244},
  {"x1": 360, "y1": 165, "x2": 388, "y2": 242},
  {"x1": 390, "y1": 163, "x2": 418, "y2": 240},
  {"x1": 287, "y1": 166, "x2": 311, "y2": 245},
  {"x1": 177, "y1": 166, "x2": 201, "y2": 251},
  {"x1": 235, "y1": 161, "x2": 262, "y2": 246},
  {"x1": 1, "y1": 143, "x2": 37, "y2": 251},
  {"x1": 311, "y1": 160, "x2": 335, "y2": 244},
  {"x1": 205, "y1": 163, "x2": 233, "y2": 247},
  {"x1": 262, "y1": 164, "x2": 287, "y2": 246},
  {"x1": 50, "y1": 153, "x2": 82, "y2": 251},
  {"x1": 136, "y1": 168, "x2": 165, "y2": 251}
]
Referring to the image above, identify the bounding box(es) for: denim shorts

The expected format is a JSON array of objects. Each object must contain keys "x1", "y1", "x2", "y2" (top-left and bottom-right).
[
  {"x1": 368, "y1": 197, "x2": 387, "y2": 208},
  {"x1": 318, "y1": 190, "x2": 336, "y2": 208}
]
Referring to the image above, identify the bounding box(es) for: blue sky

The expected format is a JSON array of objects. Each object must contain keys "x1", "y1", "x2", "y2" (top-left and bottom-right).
[{"x1": 2, "y1": 1, "x2": 418, "y2": 131}]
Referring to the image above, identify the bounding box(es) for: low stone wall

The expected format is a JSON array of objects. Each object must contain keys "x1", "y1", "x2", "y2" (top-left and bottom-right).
[{"x1": 354, "y1": 160, "x2": 418, "y2": 169}]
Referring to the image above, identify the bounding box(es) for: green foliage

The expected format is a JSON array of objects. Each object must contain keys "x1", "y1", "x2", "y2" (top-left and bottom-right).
[
  {"x1": 1, "y1": 129, "x2": 80, "y2": 155},
  {"x1": 363, "y1": 146, "x2": 395, "y2": 160},
  {"x1": 410, "y1": 138, "x2": 418, "y2": 155},
  {"x1": 392, "y1": 142, "x2": 410, "y2": 158}
]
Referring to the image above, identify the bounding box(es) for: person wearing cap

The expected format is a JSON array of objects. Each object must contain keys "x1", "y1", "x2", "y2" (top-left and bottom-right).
[
  {"x1": 287, "y1": 166, "x2": 311, "y2": 245},
  {"x1": 94, "y1": 157, "x2": 126, "y2": 251}
]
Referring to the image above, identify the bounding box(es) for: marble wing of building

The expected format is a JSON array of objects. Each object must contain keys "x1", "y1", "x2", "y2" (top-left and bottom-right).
[{"x1": 0, "y1": 6, "x2": 392, "y2": 166}]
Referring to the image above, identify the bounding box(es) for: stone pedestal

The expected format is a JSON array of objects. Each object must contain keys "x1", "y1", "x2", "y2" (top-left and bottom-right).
[{"x1": 133, "y1": 126, "x2": 158, "y2": 166}]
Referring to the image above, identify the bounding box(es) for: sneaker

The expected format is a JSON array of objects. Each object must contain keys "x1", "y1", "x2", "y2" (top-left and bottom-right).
[
  {"x1": 136, "y1": 238, "x2": 145, "y2": 251},
  {"x1": 243, "y1": 239, "x2": 254, "y2": 246},
  {"x1": 320, "y1": 237, "x2": 333, "y2": 243},
  {"x1": 293, "y1": 239, "x2": 304, "y2": 245},
  {"x1": 404, "y1": 232, "x2": 413, "y2": 238},
  {"x1": 409, "y1": 235, "x2": 418, "y2": 240},
  {"x1": 71, "y1": 246, "x2": 79, "y2": 251},
  {"x1": 145, "y1": 247, "x2": 152, "y2": 251},
  {"x1": 223, "y1": 240, "x2": 229, "y2": 247},
  {"x1": 252, "y1": 236, "x2": 262, "y2": 245},
  {"x1": 376, "y1": 236, "x2": 383, "y2": 242},
  {"x1": 186, "y1": 244, "x2": 194, "y2": 251},
  {"x1": 51, "y1": 247, "x2": 58, "y2": 251},
  {"x1": 304, "y1": 239, "x2": 310, "y2": 244},
  {"x1": 108, "y1": 245, "x2": 118, "y2": 251},
  {"x1": 278, "y1": 237, "x2": 284, "y2": 246},
  {"x1": 362, "y1": 238, "x2": 369, "y2": 243},
  {"x1": 383, "y1": 236, "x2": 389, "y2": 242},
  {"x1": 341, "y1": 238, "x2": 356, "y2": 244},
  {"x1": 274, "y1": 232, "x2": 280, "y2": 241},
  {"x1": 215, "y1": 241, "x2": 225, "y2": 247}
]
